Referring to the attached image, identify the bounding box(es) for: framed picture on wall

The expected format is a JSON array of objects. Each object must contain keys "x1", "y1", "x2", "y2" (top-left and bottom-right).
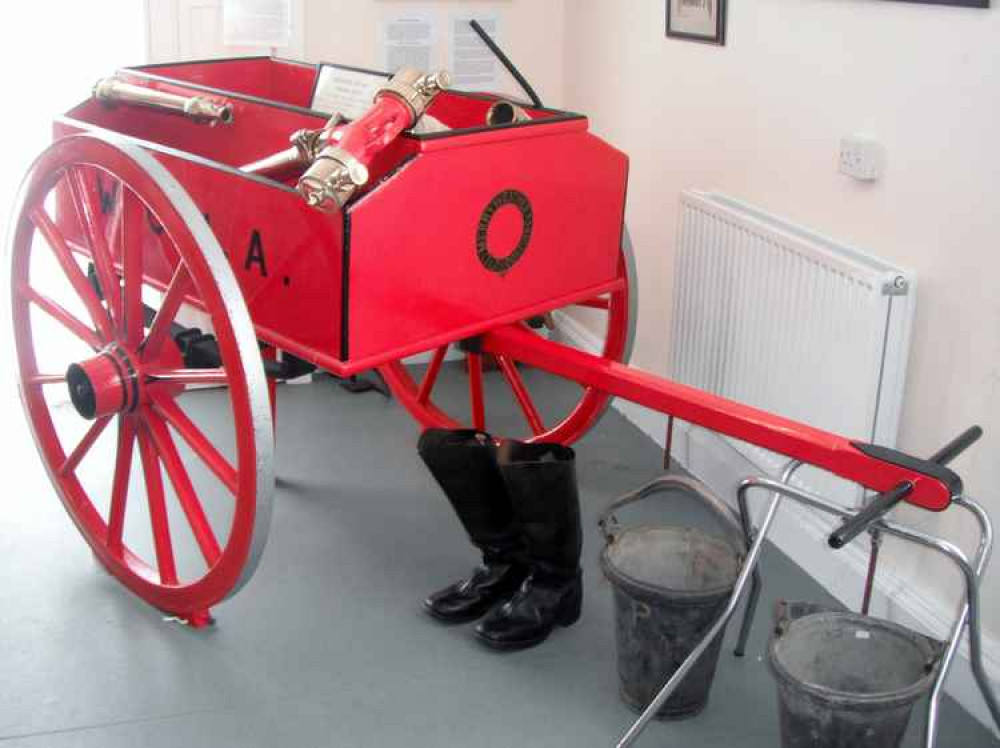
[
  {"x1": 884, "y1": 0, "x2": 988, "y2": 6},
  {"x1": 666, "y1": 0, "x2": 727, "y2": 45}
]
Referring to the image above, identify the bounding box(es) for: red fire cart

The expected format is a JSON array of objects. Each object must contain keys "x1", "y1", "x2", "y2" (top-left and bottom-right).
[{"x1": 7, "y1": 49, "x2": 997, "y2": 748}]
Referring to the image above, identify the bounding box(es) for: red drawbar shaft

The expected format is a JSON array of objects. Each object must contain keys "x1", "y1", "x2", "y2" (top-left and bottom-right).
[{"x1": 483, "y1": 325, "x2": 955, "y2": 511}]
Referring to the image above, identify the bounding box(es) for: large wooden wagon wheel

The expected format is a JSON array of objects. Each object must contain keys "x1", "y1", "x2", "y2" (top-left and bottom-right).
[
  {"x1": 9, "y1": 134, "x2": 273, "y2": 625},
  {"x1": 379, "y1": 230, "x2": 637, "y2": 444}
]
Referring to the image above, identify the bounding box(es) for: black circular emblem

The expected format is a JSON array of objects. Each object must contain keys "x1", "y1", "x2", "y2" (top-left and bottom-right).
[{"x1": 476, "y1": 190, "x2": 533, "y2": 274}]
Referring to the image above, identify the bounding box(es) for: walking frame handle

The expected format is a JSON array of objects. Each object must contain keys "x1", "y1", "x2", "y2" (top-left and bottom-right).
[{"x1": 829, "y1": 426, "x2": 984, "y2": 550}]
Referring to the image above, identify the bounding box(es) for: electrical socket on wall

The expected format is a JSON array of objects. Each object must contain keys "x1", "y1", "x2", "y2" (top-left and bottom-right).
[{"x1": 839, "y1": 136, "x2": 884, "y2": 182}]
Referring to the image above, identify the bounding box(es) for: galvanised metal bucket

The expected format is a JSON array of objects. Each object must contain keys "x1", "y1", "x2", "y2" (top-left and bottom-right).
[
  {"x1": 599, "y1": 478, "x2": 745, "y2": 719},
  {"x1": 768, "y1": 601, "x2": 943, "y2": 748}
]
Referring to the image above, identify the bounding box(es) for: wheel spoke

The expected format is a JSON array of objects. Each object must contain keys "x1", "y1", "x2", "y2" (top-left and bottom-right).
[
  {"x1": 144, "y1": 409, "x2": 222, "y2": 567},
  {"x1": 120, "y1": 189, "x2": 145, "y2": 347},
  {"x1": 59, "y1": 415, "x2": 112, "y2": 475},
  {"x1": 29, "y1": 207, "x2": 112, "y2": 341},
  {"x1": 150, "y1": 394, "x2": 238, "y2": 495},
  {"x1": 573, "y1": 296, "x2": 611, "y2": 311},
  {"x1": 146, "y1": 368, "x2": 229, "y2": 386},
  {"x1": 26, "y1": 373, "x2": 66, "y2": 386},
  {"x1": 496, "y1": 355, "x2": 545, "y2": 436},
  {"x1": 467, "y1": 353, "x2": 486, "y2": 432},
  {"x1": 417, "y1": 346, "x2": 448, "y2": 404},
  {"x1": 136, "y1": 422, "x2": 179, "y2": 585},
  {"x1": 18, "y1": 282, "x2": 102, "y2": 350},
  {"x1": 67, "y1": 166, "x2": 123, "y2": 331},
  {"x1": 107, "y1": 416, "x2": 136, "y2": 551},
  {"x1": 142, "y1": 263, "x2": 192, "y2": 359}
]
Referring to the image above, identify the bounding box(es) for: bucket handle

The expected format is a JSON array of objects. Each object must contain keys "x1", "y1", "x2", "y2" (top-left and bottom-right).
[
  {"x1": 772, "y1": 600, "x2": 838, "y2": 637},
  {"x1": 598, "y1": 476, "x2": 748, "y2": 551},
  {"x1": 772, "y1": 600, "x2": 946, "y2": 674}
]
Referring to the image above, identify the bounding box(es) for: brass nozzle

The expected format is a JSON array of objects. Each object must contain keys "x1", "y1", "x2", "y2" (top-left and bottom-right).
[
  {"x1": 296, "y1": 147, "x2": 370, "y2": 212},
  {"x1": 94, "y1": 76, "x2": 233, "y2": 126}
]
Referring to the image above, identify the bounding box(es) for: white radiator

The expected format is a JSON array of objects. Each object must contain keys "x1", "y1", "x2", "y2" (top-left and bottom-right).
[{"x1": 670, "y1": 191, "x2": 916, "y2": 504}]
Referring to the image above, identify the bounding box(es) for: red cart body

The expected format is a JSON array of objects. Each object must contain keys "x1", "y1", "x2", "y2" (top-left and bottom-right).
[{"x1": 55, "y1": 56, "x2": 628, "y2": 375}]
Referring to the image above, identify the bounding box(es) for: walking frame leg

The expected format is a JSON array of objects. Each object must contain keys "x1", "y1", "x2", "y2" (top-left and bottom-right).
[
  {"x1": 924, "y1": 496, "x2": 996, "y2": 748},
  {"x1": 733, "y1": 461, "x2": 802, "y2": 658}
]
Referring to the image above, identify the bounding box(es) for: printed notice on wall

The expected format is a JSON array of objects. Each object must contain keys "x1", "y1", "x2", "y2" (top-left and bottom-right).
[
  {"x1": 312, "y1": 65, "x2": 390, "y2": 120},
  {"x1": 223, "y1": 0, "x2": 292, "y2": 48},
  {"x1": 450, "y1": 15, "x2": 502, "y2": 92},
  {"x1": 384, "y1": 14, "x2": 435, "y2": 73}
]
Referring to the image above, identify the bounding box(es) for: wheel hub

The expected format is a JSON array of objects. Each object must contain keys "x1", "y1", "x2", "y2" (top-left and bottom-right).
[{"x1": 66, "y1": 345, "x2": 139, "y2": 420}]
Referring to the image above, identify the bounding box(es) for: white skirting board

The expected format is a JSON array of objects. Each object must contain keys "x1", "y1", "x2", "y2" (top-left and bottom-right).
[{"x1": 554, "y1": 312, "x2": 1000, "y2": 735}]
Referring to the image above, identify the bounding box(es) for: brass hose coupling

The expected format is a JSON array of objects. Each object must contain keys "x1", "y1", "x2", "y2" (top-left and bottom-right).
[
  {"x1": 376, "y1": 67, "x2": 452, "y2": 122},
  {"x1": 297, "y1": 148, "x2": 370, "y2": 211},
  {"x1": 297, "y1": 68, "x2": 450, "y2": 211}
]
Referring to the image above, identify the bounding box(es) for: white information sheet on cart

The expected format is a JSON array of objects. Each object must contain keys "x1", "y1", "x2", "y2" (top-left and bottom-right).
[
  {"x1": 223, "y1": 0, "x2": 292, "y2": 47},
  {"x1": 311, "y1": 65, "x2": 390, "y2": 120}
]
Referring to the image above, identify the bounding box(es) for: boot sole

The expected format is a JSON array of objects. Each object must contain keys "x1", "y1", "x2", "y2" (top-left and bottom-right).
[
  {"x1": 473, "y1": 609, "x2": 581, "y2": 651},
  {"x1": 474, "y1": 628, "x2": 552, "y2": 651},
  {"x1": 422, "y1": 601, "x2": 489, "y2": 625}
]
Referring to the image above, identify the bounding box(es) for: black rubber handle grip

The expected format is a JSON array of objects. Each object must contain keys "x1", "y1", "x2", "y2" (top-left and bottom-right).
[
  {"x1": 829, "y1": 482, "x2": 914, "y2": 549},
  {"x1": 829, "y1": 425, "x2": 983, "y2": 549},
  {"x1": 928, "y1": 426, "x2": 983, "y2": 466}
]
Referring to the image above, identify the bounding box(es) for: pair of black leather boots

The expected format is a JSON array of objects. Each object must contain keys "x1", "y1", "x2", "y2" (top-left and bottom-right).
[{"x1": 417, "y1": 429, "x2": 583, "y2": 651}]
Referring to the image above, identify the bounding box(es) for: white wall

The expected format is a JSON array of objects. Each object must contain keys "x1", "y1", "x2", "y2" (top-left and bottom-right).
[
  {"x1": 0, "y1": 4, "x2": 146, "y2": 408},
  {"x1": 147, "y1": 0, "x2": 566, "y2": 105},
  {"x1": 563, "y1": 0, "x2": 1000, "y2": 722},
  {"x1": 303, "y1": 0, "x2": 565, "y2": 102}
]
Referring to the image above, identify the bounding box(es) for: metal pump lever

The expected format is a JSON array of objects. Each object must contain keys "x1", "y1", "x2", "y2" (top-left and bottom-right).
[{"x1": 829, "y1": 426, "x2": 984, "y2": 549}]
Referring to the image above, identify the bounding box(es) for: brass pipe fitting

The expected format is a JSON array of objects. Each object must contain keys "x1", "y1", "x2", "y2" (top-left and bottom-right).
[
  {"x1": 241, "y1": 114, "x2": 346, "y2": 178},
  {"x1": 94, "y1": 77, "x2": 233, "y2": 126},
  {"x1": 486, "y1": 100, "x2": 531, "y2": 126},
  {"x1": 376, "y1": 67, "x2": 452, "y2": 122}
]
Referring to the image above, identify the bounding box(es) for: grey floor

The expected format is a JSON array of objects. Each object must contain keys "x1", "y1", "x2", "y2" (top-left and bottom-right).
[{"x1": 2, "y1": 366, "x2": 997, "y2": 747}]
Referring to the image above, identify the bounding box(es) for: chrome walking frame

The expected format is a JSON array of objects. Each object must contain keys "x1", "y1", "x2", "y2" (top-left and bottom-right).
[{"x1": 614, "y1": 461, "x2": 999, "y2": 748}]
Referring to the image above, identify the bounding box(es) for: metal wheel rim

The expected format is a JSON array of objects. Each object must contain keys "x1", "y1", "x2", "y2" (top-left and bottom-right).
[{"x1": 7, "y1": 133, "x2": 273, "y2": 615}]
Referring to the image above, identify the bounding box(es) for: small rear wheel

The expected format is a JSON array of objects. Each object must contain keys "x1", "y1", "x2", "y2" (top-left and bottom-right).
[
  {"x1": 8, "y1": 134, "x2": 273, "y2": 621},
  {"x1": 379, "y1": 230, "x2": 637, "y2": 444}
]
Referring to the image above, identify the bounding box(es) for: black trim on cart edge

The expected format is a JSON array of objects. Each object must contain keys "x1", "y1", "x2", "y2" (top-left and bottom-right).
[
  {"x1": 339, "y1": 210, "x2": 352, "y2": 362},
  {"x1": 119, "y1": 68, "x2": 333, "y2": 120},
  {"x1": 138, "y1": 54, "x2": 316, "y2": 71},
  {"x1": 135, "y1": 54, "x2": 273, "y2": 69},
  {"x1": 126, "y1": 57, "x2": 588, "y2": 140},
  {"x1": 407, "y1": 112, "x2": 587, "y2": 142},
  {"x1": 55, "y1": 115, "x2": 299, "y2": 194}
]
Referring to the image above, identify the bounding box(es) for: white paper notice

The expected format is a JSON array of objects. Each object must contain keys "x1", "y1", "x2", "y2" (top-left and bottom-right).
[
  {"x1": 312, "y1": 66, "x2": 390, "y2": 120},
  {"x1": 451, "y1": 16, "x2": 502, "y2": 92},
  {"x1": 223, "y1": 0, "x2": 291, "y2": 48},
  {"x1": 384, "y1": 15, "x2": 435, "y2": 73}
]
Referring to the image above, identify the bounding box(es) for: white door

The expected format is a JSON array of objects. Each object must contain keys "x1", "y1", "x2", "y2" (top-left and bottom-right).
[{"x1": 147, "y1": 0, "x2": 306, "y2": 62}]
